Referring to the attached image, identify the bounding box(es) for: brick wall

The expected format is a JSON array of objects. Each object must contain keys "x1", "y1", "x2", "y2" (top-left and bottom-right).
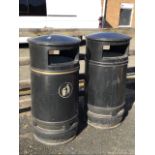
[{"x1": 103, "y1": 0, "x2": 135, "y2": 28}]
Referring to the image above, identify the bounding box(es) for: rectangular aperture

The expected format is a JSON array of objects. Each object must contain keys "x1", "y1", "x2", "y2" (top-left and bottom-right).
[
  {"x1": 48, "y1": 48, "x2": 78, "y2": 65},
  {"x1": 102, "y1": 44, "x2": 128, "y2": 57}
]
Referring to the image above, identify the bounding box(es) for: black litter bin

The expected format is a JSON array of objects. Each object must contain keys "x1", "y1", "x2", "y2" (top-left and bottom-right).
[
  {"x1": 28, "y1": 34, "x2": 81, "y2": 145},
  {"x1": 85, "y1": 32, "x2": 131, "y2": 129}
]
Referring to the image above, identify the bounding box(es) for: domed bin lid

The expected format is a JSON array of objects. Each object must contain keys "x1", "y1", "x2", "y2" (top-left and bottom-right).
[
  {"x1": 28, "y1": 34, "x2": 81, "y2": 47},
  {"x1": 86, "y1": 32, "x2": 131, "y2": 43}
]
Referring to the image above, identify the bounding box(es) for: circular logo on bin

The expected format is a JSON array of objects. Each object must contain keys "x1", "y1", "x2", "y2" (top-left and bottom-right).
[{"x1": 58, "y1": 82, "x2": 73, "y2": 98}]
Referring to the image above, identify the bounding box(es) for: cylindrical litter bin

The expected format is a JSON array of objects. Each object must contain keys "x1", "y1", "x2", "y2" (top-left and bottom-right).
[
  {"x1": 85, "y1": 32, "x2": 131, "y2": 129},
  {"x1": 28, "y1": 34, "x2": 81, "y2": 145}
]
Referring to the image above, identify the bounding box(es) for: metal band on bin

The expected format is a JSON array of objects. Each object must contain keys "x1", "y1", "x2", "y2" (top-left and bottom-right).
[
  {"x1": 87, "y1": 59, "x2": 128, "y2": 67},
  {"x1": 31, "y1": 66, "x2": 79, "y2": 75}
]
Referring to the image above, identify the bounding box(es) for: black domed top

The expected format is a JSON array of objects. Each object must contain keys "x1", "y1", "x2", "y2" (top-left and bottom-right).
[
  {"x1": 86, "y1": 32, "x2": 131, "y2": 42},
  {"x1": 28, "y1": 34, "x2": 81, "y2": 46}
]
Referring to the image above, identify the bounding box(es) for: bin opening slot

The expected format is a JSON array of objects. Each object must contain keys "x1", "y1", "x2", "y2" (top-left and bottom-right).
[
  {"x1": 102, "y1": 44, "x2": 128, "y2": 57},
  {"x1": 48, "y1": 49, "x2": 78, "y2": 64}
]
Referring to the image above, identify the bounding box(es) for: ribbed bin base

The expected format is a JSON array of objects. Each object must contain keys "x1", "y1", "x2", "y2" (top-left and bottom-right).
[
  {"x1": 33, "y1": 133, "x2": 76, "y2": 146},
  {"x1": 88, "y1": 120, "x2": 121, "y2": 130},
  {"x1": 87, "y1": 105, "x2": 125, "y2": 129},
  {"x1": 32, "y1": 116, "x2": 78, "y2": 145}
]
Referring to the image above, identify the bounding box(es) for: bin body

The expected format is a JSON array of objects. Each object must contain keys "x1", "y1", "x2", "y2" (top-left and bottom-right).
[
  {"x1": 28, "y1": 35, "x2": 81, "y2": 145},
  {"x1": 85, "y1": 32, "x2": 131, "y2": 129}
]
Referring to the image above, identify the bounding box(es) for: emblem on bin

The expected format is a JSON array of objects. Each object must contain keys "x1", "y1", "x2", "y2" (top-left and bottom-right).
[{"x1": 58, "y1": 82, "x2": 73, "y2": 98}]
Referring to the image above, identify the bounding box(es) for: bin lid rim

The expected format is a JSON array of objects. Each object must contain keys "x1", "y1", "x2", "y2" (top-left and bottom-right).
[
  {"x1": 86, "y1": 32, "x2": 131, "y2": 42},
  {"x1": 28, "y1": 34, "x2": 81, "y2": 46}
]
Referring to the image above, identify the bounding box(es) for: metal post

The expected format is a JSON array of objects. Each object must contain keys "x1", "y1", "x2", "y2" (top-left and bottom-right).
[{"x1": 102, "y1": 0, "x2": 108, "y2": 28}]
